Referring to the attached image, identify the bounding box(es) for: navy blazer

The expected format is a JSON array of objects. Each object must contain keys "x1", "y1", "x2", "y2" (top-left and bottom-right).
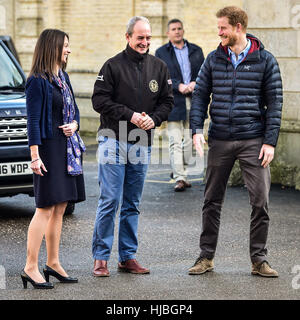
[
  {"x1": 26, "y1": 72, "x2": 80, "y2": 146},
  {"x1": 155, "y1": 40, "x2": 204, "y2": 121}
]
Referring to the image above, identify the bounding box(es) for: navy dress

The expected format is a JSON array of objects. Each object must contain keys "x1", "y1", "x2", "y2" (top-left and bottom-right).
[{"x1": 33, "y1": 84, "x2": 85, "y2": 208}]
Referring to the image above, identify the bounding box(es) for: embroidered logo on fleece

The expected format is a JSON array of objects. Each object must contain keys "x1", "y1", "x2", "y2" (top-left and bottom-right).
[
  {"x1": 97, "y1": 75, "x2": 104, "y2": 81},
  {"x1": 149, "y1": 80, "x2": 159, "y2": 93}
]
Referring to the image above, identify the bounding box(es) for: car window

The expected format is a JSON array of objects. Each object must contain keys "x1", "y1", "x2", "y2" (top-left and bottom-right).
[{"x1": 0, "y1": 45, "x2": 24, "y2": 88}]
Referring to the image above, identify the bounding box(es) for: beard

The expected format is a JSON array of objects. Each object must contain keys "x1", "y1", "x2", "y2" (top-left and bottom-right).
[{"x1": 222, "y1": 34, "x2": 238, "y2": 47}]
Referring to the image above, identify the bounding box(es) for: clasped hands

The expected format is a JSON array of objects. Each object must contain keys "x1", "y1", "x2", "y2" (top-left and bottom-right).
[
  {"x1": 131, "y1": 112, "x2": 155, "y2": 130},
  {"x1": 179, "y1": 81, "x2": 196, "y2": 95}
]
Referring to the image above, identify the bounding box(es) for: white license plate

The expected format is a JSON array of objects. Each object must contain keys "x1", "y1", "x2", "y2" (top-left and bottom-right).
[{"x1": 0, "y1": 161, "x2": 32, "y2": 177}]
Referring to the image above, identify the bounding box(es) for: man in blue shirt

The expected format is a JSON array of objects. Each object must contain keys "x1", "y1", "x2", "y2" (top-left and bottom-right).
[{"x1": 156, "y1": 19, "x2": 204, "y2": 191}]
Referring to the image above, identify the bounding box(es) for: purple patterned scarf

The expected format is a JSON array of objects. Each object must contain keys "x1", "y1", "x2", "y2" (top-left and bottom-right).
[{"x1": 53, "y1": 70, "x2": 86, "y2": 176}]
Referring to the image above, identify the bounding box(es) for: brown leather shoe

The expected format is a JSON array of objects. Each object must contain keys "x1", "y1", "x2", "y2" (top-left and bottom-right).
[
  {"x1": 174, "y1": 180, "x2": 186, "y2": 192},
  {"x1": 93, "y1": 260, "x2": 110, "y2": 277},
  {"x1": 183, "y1": 180, "x2": 192, "y2": 188},
  {"x1": 118, "y1": 259, "x2": 150, "y2": 274}
]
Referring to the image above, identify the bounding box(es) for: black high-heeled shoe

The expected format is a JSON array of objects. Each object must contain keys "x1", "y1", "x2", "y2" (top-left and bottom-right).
[
  {"x1": 43, "y1": 265, "x2": 78, "y2": 283},
  {"x1": 21, "y1": 271, "x2": 54, "y2": 289}
]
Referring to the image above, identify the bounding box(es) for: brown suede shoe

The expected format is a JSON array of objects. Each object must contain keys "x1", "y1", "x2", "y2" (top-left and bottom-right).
[
  {"x1": 174, "y1": 180, "x2": 186, "y2": 192},
  {"x1": 118, "y1": 259, "x2": 150, "y2": 274},
  {"x1": 251, "y1": 261, "x2": 278, "y2": 278},
  {"x1": 93, "y1": 260, "x2": 110, "y2": 277},
  {"x1": 188, "y1": 257, "x2": 214, "y2": 275}
]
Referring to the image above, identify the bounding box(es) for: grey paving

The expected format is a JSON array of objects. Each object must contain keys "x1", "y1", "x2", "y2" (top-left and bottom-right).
[{"x1": 0, "y1": 140, "x2": 299, "y2": 300}]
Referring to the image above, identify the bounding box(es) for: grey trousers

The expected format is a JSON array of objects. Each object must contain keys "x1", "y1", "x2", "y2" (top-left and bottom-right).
[{"x1": 199, "y1": 137, "x2": 271, "y2": 264}]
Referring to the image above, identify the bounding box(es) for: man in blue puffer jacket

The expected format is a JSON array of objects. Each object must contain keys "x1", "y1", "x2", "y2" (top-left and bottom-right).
[{"x1": 189, "y1": 6, "x2": 283, "y2": 278}]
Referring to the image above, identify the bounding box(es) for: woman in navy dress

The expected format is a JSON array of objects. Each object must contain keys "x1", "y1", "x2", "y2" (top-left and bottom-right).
[{"x1": 21, "y1": 29, "x2": 85, "y2": 289}]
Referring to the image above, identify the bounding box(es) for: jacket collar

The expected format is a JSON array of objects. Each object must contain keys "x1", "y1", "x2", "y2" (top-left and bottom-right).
[
  {"x1": 216, "y1": 33, "x2": 263, "y2": 63},
  {"x1": 167, "y1": 39, "x2": 191, "y2": 50},
  {"x1": 166, "y1": 39, "x2": 199, "y2": 57},
  {"x1": 125, "y1": 43, "x2": 148, "y2": 62}
]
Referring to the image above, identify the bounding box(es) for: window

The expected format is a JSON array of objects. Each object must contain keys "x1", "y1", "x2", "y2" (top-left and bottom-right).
[{"x1": 0, "y1": 45, "x2": 24, "y2": 89}]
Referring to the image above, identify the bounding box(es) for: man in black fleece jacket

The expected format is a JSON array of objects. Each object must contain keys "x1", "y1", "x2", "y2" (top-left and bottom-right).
[
  {"x1": 189, "y1": 6, "x2": 282, "y2": 278},
  {"x1": 92, "y1": 16, "x2": 173, "y2": 277}
]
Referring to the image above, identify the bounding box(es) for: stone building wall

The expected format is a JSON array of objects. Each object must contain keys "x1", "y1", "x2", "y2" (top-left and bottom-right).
[
  {"x1": 1, "y1": 0, "x2": 300, "y2": 188},
  {"x1": 229, "y1": 0, "x2": 300, "y2": 189},
  {"x1": 0, "y1": 0, "x2": 14, "y2": 36}
]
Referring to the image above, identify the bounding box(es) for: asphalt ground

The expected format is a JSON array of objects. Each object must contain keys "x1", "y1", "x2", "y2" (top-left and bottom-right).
[{"x1": 0, "y1": 138, "x2": 299, "y2": 304}]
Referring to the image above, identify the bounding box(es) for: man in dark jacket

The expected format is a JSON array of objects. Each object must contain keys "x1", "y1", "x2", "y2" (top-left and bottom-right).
[
  {"x1": 189, "y1": 6, "x2": 282, "y2": 277},
  {"x1": 91, "y1": 16, "x2": 173, "y2": 277},
  {"x1": 155, "y1": 19, "x2": 204, "y2": 191}
]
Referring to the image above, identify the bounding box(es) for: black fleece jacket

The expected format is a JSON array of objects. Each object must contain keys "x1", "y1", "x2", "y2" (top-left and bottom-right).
[{"x1": 92, "y1": 44, "x2": 174, "y2": 145}]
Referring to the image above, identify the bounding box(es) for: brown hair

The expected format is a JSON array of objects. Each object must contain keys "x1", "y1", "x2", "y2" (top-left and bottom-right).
[
  {"x1": 29, "y1": 29, "x2": 69, "y2": 80},
  {"x1": 216, "y1": 6, "x2": 248, "y2": 31},
  {"x1": 167, "y1": 18, "x2": 183, "y2": 29}
]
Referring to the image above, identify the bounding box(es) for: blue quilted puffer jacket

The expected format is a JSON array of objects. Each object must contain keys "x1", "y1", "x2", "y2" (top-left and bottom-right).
[{"x1": 190, "y1": 34, "x2": 283, "y2": 147}]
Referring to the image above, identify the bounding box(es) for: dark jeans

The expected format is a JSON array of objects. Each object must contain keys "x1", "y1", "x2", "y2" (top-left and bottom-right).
[{"x1": 199, "y1": 137, "x2": 271, "y2": 264}]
